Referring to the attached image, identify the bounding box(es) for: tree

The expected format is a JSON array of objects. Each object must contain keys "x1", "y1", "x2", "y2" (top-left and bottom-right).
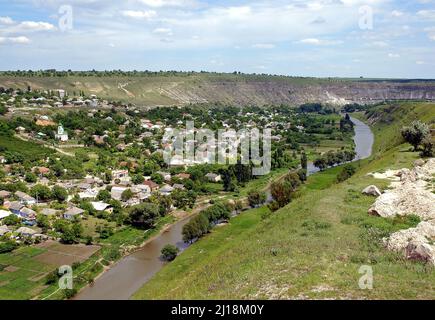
[
  {"x1": 132, "y1": 174, "x2": 145, "y2": 185},
  {"x1": 25, "y1": 172, "x2": 37, "y2": 183},
  {"x1": 420, "y1": 135, "x2": 434, "y2": 157},
  {"x1": 161, "y1": 244, "x2": 179, "y2": 261},
  {"x1": 97, "y1": 189, "x2": 111, "y2": 202},
  {"x1": 52, "y1": 185, "x2": 68, "y2": 202},
  {"x1": 301, "y1": 152, "x2": 308, "y2": 171},
  {"x1": 313, "y1": 157, "x2": 327, "y2": 171},
  {"x1": 128, "y1": 203, "x2": 160, "y2": 229},
  {"x1": 401, "y1": 121, "x2": 430, "y2": 151},
  {"x1": 121, "y1": 189, "x2": 133, "y2": 202},
  {"x1": 151, "y1": 173, "x2": 163, "y2": 185},
  {"x1": 30, "y1": 184, "x2": 52, "y2": 201},
  {"x1": 36, "y1": 214, "x2": 50, "y2": 231},
  {"x1": 171, "y1": 189, "x2": 197, "y2": 210},
  {"x1": 247, "y1": 190, "x2": 267, "y2": 208}
]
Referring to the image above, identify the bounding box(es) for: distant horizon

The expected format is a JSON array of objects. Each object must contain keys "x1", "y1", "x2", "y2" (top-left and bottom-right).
[{"x1": 1, "y1": 69, "x2": 435, "y2": 81}]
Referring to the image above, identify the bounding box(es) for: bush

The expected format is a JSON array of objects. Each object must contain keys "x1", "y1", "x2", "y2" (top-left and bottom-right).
[
  {"x1": 161, "y1": 244, "x2": 179, "y2": 261},
  {"x1": 401, "y1": 120, "x2": 430, "y2": 151},
  {"x1": 2, "y1": 214, "x2": 20, "y2": 226},
  {"x1": 336, "y1": 164, "x2": 357, "y2": 183},
  {"x1": 247, "y1": 190, "x2": 267, "y2": 208},
  {"x1": 0, "y1": 240, "x2": 18, "y2": 253}
]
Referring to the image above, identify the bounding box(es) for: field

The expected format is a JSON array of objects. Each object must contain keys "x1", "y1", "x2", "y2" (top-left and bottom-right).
[
  {"x1": 0, "y1": 243, "x2": 101, "y2": 300},
  {"x1": 133, "y1": 102, "x2": 435, "y2": 300},
  {"x1": 0, "y1": 134, "x2": 54, "y2": 161}
]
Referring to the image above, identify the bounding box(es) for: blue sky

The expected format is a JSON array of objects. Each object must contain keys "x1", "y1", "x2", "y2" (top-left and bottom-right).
[{"x1": 0, "y1": 0, "x2": 434, "y2": 78}]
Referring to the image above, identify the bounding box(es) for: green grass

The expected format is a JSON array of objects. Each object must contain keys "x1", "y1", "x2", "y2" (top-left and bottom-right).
[
  {"x1": 0, "y1": 134, "x2": 54, "y2": 160},
  {"x1": 133, "y1": 102, "x2": 435, "y2": 300}
]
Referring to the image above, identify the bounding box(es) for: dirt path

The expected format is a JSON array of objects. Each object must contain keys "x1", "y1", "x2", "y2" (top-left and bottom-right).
[{"x1": 14, "y1": 134, "x2": 75, "y2": 157}]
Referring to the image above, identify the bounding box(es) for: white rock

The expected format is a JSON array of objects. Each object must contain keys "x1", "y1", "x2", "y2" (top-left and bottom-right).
[{"x1": 362, "y1": 185, "x2": 382, "y2": 197}]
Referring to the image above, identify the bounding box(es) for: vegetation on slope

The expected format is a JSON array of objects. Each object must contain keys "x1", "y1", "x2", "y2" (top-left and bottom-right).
[{"x1": 133, "y1": 102, "x2": 435, "y2": 300}]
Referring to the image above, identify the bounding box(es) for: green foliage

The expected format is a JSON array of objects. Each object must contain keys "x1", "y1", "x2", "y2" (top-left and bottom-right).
[
  {"x1": 247, "y1": 190, "x2": 267, "y2": 208},
  {"x1": 401, "y1": 120, "x2": 430, "y2": 151},
  {"x1": 2, "y1": 214, "x2": 20, "y2": 226},
  {"x1": 0, "y1": 240, "x2": 18, "y2": 253},
  {"x1": 121, "y1": 188, "x2": 133, "y2": 202},
  {"x1": 128, "y1": 202, "x2": 160, "y2": 229},
  {"x1": 336, "y1": 164, "x2": 357, "y2": 183},
  {"x1": 161, "y1": 244, "x2": 179, "y2": 262},
  {"x1": 52, "y1": 185, "x2": 68, "y2": 202},
  {"x1": 30, "y1": 184, "x2": 52, "y2": 201}
]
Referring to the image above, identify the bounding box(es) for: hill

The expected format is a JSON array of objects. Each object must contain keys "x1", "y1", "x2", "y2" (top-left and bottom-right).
[
  {"x1": 133, "y1": 102, "x2": 435, "y2": 300},
  {"x1": 1, "y1": 73, "x2": 435, "y2": 107}
]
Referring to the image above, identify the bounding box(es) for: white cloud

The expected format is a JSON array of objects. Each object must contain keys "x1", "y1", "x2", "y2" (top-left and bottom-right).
[
  {"x1": 121, "y1": 10, "x2": 157, "y2": 19},
  {"x1": 299, "y1": 38, "x2": 343, "y2": 45},
  {"x1": 417, "y1": 10, "x2": 435, "y2": 19},
  {"x1": 138, "y1": 0, "x2": 195, "y2": 7},
  {"x1": 0, "y1": 36, "x2": 30, "y2": 44},
  {"x1": 0, "y1": 16, "x2": 14, "y2": 25},
  {"x1": 369, "y1": 41, "x2": 389, "y2": 48},
  {"x1": 430, "y1": 34, "x2": 435, "y2": 41},
  {"x1": 388, "y1": 53, "x2": 400, "y2": 58},
  {"x1": 416, "y1": 61, "x2": 425, "y2": 65},
  {"x1": 391, "y1": 10, "x2": 404, "y2": 17},
  {"x1": 252, "y1": 43, "x2": 275, "y2": 49},
  {"x1": 18, "y1": 21, "x2": 55, "y2": 31},
  {"x1": 153, "y1": 28, "x2": 173, "y2": 36}
]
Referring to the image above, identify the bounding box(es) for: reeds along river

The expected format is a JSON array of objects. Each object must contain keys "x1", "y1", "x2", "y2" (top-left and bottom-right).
[{"x1": 74, "y1": 116, "x2": 374, "y2": 300}]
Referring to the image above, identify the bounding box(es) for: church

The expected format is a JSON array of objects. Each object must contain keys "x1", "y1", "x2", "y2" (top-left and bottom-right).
[{"x1": 55, "y1": 124, "x2": 69, "y2": 142}]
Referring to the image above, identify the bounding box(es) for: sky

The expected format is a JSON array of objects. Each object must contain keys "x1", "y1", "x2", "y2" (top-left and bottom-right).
[{"x1": 0, "y1": 0, "x2": 434, "y2": 78}]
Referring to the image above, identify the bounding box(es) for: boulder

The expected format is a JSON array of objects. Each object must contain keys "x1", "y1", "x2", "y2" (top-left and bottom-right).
[
  {"x1": 362, "y1": 185, "x2": 382, "y2": 197},
  {"x1": 414, "y1": 159, "x2": 425, "y2": 167}
]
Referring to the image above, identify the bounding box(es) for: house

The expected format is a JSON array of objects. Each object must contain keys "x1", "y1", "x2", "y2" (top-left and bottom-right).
[
  {"x1": 19, "y1": 207, "x2": 36, "y2": 220},
  {"x1": 36, "y1": 167, "x2": 50, "y2": 176},
  {"x1": 40, "y1": 208, "x2": 58, "y2": 216},
  {"x1": 112, "y1": 170, "x2": 129, "y2": 180},
  {"x1": 78, "y1": 189, "x2": 98, "y2": 199},
  {"x1": 142, "y1": 180, "x2": 160, "y2": 192},
  {"x1": 63, "y1": 207, "x2": 85, "y2": 220},
  {"x1": 159, "y1": 184, "x2": 174, "y2": 196},
  {"x1": 55, "y1": 124, "x2": 69, "y2": 142},
  {"x1": 15, "y1": 191, "x2": 37, "y2": 205},
  {"x1": 111, "y1": 186, "x2": 128, "y2": 201},
  {"x1": 205, "y1": 173, "x2": 222, "y2": 183},
  {"x1": 15, "y1": 227, "x2": 38, "y2": 237},
  {"x1": 173, "y1": 184, "x2": 185, "y2": 190},
  {"x1": 0, "y1": 190, "x2": 11, "y2": 199},
  {"x1": 157, "y1": 171, "x2": 172, "y2": 181},
  {"x1": 91, "y1": 202, "x2": 113, "y2": 213},
  {"x1": 0, "y1": 225, "x2": 10, "y2": 236},
  {"x1": 6, "y1": 201, "x2": 25, "y2": 215},
  {"x1": 131, "y1": 184, "x2": 151, "y2": 194},
  {"x1": 176, "y1": 173, "x2": 191, "y2": 180},
  {"x1": 0, "y1": 209, "x2": 12, "y2": 220}
]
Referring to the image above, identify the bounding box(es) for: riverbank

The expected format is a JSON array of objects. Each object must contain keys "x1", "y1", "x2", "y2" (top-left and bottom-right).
[{"x1": 133, "y1": 103, "x2": 435, "y2": 300}]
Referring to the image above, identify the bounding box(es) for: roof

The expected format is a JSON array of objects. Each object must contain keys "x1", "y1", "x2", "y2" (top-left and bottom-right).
[
  {"x1": 16, "y1": 227, "x2": 37, "y2": 235},
  {"x1": 0, "y1": 210, "x2": 12, "y2": 219},
  {"x1": 0, "y1": 225, "x2": 10, "y2": 236},
  {"x1": 0, "y1": 190, "x2": 11, "y2": 198},
  {"x1": 176, "y1": 173, "x2": 191, "y2": 179},
  {"x1": 8, "y1": 201, "x2": 24, "y2": 211},
  {"x1": 91, "y1": 202, "x2": 111, "y2": 211},
  {"x1": 21, "y1": 207, "x2": 36, "y2": 216},
  {"x1": 160, "y1": 185, "x2": 174, "y2": 193},
  {"x1": 64, "y1": 207, "x2": 85, "y2": 216},
  {"x1": 41, "y1": 208, "x2": 58, "y2": 216},
  {"x1": 143, "y1": 180, "x2": 159, "y2": 189}
]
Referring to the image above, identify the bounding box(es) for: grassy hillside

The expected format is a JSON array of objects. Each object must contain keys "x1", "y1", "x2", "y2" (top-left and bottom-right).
[
  {"x1": 1, "y1": 74, "x2": 435, "y2": 107},
  {"x1": 133, "y1": 102, "x2": 435, "y2": 300}
]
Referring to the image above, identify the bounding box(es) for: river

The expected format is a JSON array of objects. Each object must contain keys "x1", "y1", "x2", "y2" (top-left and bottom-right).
[{"x1": 74, "y1": 116, "x2": 374, "y2": 300}]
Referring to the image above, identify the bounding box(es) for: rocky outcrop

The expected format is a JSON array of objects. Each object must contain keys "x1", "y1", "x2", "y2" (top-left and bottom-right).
[
  {"x1": 369, "y1": 158, "x2": 435, "y2": 265},
  {"x1": 368, "y1": 159, "x2": 435, "y2": 220},
  {"x1": 362, "y1": 185, "x2": 382, "y2": 197}
]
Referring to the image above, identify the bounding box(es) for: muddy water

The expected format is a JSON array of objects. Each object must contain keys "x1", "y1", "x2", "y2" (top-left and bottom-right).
[
  {"x1": 307, "y1": 116, "x2": 374, "y2": 175},
  {"x1": 74, "y1": 217, "x2": 191, "y2": 300},
  {"x1": 75, "y1": 115, "x2": 374, "y2": 300}
]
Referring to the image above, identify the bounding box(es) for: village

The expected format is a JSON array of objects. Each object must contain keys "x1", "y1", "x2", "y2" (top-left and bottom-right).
[{"x1": 0, "y1": 85, "x2": 358, "y2": 299}]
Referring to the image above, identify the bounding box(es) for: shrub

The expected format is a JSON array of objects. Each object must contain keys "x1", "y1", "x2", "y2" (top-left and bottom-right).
[
  {"x1": 0, "y1": 240, "x2": 18, "y2": 253},
  {"x1": 161, "y1": 244, "x2": 179, "y2": 262},
  {"x1": 336, "y1": 164, "x2": 357, "y2": 183}
]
